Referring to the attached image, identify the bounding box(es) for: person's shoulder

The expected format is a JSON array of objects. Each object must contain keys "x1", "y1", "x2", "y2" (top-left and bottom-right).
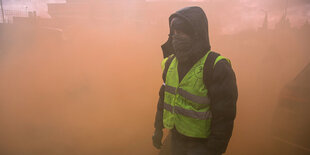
[
  {"x1": 214, "y1": 54, "x2": 231, "y2": 67},
  {"x1": 161, "y1": 54, "x2": 175, "y2": 71},
  {"x1": 209, "y1": 52, "x2": 234, "y2": 75},
  {"x1": 213, "y1": 55, "x2": 235, "y2": 77}
]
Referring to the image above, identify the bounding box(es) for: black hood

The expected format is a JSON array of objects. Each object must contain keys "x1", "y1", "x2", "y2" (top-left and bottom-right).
[{"x1": 161, "y1": 6, "x2": 211, "y2": 58}]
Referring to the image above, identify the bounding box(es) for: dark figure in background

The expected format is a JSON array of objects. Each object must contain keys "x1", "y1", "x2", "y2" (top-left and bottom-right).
[{"x1": 152, "y1": 6, "x2": 238, "y2": 155}]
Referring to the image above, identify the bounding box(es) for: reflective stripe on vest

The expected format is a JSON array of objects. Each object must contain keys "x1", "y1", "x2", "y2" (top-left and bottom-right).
[
  {"x1": 165, "y1": 85, "x2": 211, "y2": 105},
  {"x1": 162, "y1": 51, "x2": 230, "y2": 138},
  {"x1": 164, "y1": 102, "x2": 212, "y2": 120}
]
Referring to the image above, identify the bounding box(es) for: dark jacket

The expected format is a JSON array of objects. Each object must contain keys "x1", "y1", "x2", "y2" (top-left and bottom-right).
[{"x1": 154, "y1": 6, "x2": 238, "y2": 153}]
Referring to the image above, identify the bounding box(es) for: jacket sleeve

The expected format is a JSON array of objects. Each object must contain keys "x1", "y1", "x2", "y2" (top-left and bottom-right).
[
  {"x1": 154, "y1": 84, "x2": 165, "y2": 130},
  {"x1": 206, "y1": 60, "x2": 238, "y2": 153},
  {"x1": 154, "y1": 56, "x2": 173, "y2": 130}
]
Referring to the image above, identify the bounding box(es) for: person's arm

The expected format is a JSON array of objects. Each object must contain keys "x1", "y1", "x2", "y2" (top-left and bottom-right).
[
  {"x1": 154, "y1": 55, "x2": 174, "y2": 129},
  {"x1": 206, "y1": 60, "x2": 238, "y2": 153},
  {"x1": 152, "y1": 84, "x2": 165, "y2": 149},
  {"x1": 154, "y1": 84, "x2": 165, "y2": 130},
  {"x1": 153, "y1": 56, "x2": 172, "y2": 149}
]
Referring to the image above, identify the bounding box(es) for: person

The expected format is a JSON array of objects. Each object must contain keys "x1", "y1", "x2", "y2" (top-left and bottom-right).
[{"x1": 152, "y1": 6, "x2": 238, "y2": 155}]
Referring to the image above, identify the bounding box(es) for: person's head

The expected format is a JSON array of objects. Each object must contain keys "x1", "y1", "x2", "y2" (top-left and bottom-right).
[
  {"x1": 170, "y1": 16, "x2": 195, "y2": 62},
  {"x1": 161, "y1": 6, "x2": 211, "y2": 60},
  {"x1": 170, "y1": 17, "x2": 194, "y2": 38}
]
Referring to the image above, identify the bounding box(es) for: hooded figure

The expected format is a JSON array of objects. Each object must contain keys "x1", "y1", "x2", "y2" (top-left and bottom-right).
[
  {"x1": 153, "y1": 6, "x2": 238, "y2": 155},
  {"x1": 161, "y1": 6, "x2": 211, "y2": 58}
]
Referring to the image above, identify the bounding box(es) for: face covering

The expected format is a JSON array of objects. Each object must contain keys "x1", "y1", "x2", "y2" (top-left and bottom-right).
[{"x1": 172, "y1": 34, "x2": 193, "y2": 62}]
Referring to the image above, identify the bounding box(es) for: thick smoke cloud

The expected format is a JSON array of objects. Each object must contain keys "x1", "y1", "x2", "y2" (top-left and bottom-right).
[
  {"x1": 205, "y1": 0, "x2": 310, "y2": 33},
  {"x1": 2, "y1": 0, "x2": 309, "y2": 33},
  {"x1": 240, "y1": 0, "x2": 310, "y2": 28},
  {"x1": 2, "y1": 0, "x2": 65, "y2": 17},
  {"x1": 1, "y1": 0, "x2": 310, "y2": 155}
]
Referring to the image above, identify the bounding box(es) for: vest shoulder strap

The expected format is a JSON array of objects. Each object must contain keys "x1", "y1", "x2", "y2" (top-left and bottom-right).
[
  {"x1": 162, "y1": 54, "x2": 175, "y2": 83},
  {"x1": 162, "y1": 52, "x2": 229, "y2": 87},
  {"x1": 203, "y1": 51, "x2": 220, "y2": 90}
]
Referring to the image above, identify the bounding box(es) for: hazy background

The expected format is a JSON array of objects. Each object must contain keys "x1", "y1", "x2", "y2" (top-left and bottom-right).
[
  {"x1": 0, "y1": 0, "x2": 310, "y2": 154},
  {"x1": 2, "y1": 0, "x2": 310, "y2": 33}
]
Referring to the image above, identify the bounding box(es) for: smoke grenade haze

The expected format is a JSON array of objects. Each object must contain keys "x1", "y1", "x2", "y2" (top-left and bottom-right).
[
  {"x1": 2, "y1": 0, "x2": 310, "y2": 33},
  {"x1": 0, "y1": 0, "x2": 310, "y2": 155}
]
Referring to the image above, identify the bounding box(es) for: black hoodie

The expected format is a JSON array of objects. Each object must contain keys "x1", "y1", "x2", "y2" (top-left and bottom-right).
[
  {"x1": 161, "y1": 6, "x2": 211, "y2": 58},
  {"x1": 154, "y1": 6, "x2": 238, "y2": 153}
]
